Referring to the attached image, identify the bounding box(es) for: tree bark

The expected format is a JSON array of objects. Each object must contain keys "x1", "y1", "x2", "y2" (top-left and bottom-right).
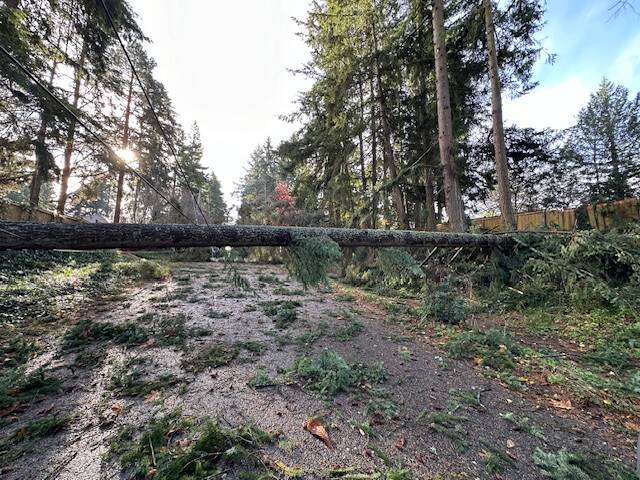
[
  {"x1": 57, "y1": 41, "x2": 87, "y2": 215},
  {"x1": 484, "y1": 0, "x2": 516, "y2": 231},
  {"x1": 357, "y1": 77, "x2": 368, "y2": 199},
  {"x1": 424, "y1": 150, "x2": 438, "y2": 230},
  {"x1": 0, "y1": 222, "x2": 512, "y2": 251},
  {"x1": 432, "y1": 0, "x2": 466, "y2": 232},
  {"x1": 369, "y1": 69, "x2": 378, "y2": 230},
  {"x1": 114, "y1": 72, "x2": 134, "y2": 224}
]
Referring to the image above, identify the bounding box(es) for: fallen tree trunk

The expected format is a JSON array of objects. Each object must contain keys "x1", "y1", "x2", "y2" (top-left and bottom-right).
[{"x1": 0, "y1": 222, "x2": 512, "y2": 250}]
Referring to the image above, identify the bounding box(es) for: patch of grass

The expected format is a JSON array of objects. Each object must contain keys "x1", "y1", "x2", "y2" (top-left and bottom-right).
[
  {"x1": 334, "y1": 320, "x2": 364, "y2": 341},
  {"x1": 0, "y1": 367, "x2": 62, "y2": 410},
  {"x1": 110, "y1": 411, "x2": 277, "y2": 479},
  {"x1": 183, "y1": 343, "x2": 240, "y2": 372},
  {"x1": 0, "y1": 251, "x2": 165, "y2": 338},
  {"x1": 61, "y1": 319, "x2": 148, "y2": 353},
  {"x1": 533, "y1": 447, "x2": 636, "y2": 480},
  {"x1": 291, "y1": 349, "x2": 386, "y2": 398}
]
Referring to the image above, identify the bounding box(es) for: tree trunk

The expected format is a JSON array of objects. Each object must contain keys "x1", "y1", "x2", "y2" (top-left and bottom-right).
[
  {"x1": 484, "y1": 0, "x2": 516, "y2": 231},
  {"x1": 0, "y1": 222, "x2": 512, "y2": 251},
  {"x1": 114, "y1": 72, "x2": 134, "y2": 224},
  {"x1": 372, "y1": 23, "x2": 409, "y2": 229},
  {"x1": 432, "y1": 0, "x2": 466, "y2": 232},
  {"x1": 369, "y1": 69, "x2": 378, "y2": 230},
  {"x1": 29, "y1": 61, "x2": 58, "y2": 206},
  {"x1": 57, "y1": 41, "x2": 87, "y2": 215},
  {"x1": 357, "y1": 78, "x2": 368, "y2": 200},
  {"x1": 424, "y1": 150, "x2": 438, "y2": 230}
]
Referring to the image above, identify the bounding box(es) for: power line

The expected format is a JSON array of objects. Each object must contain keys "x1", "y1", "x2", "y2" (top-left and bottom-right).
[
  {"x1": 98, "y1": 0, "x2": 210, "y2": 226},
  {"x1": 0, "y1": 43, "x2": 193, "y2": 223}
]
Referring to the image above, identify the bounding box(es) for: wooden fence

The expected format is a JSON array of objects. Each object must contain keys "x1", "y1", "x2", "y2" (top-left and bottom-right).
[
  {"x1": 469, "y1": 197, "x2": 640, "y2": 232},
  {"x1": 0, "y1": 200, "x2": 83, "y2": 224}
]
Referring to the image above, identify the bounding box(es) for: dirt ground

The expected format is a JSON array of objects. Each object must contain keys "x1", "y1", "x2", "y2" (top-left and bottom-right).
[{"x1": 1, "y1": 261, "x2": 635, "y2": 479}]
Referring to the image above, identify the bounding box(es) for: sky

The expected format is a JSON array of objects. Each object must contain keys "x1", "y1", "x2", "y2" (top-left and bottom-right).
[{"x1": 131, "y1": 0, "x2": 640, "y2": 211}]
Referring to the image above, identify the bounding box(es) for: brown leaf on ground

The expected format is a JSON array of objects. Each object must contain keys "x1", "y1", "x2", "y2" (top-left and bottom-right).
[
  {"x1": 394, "y1": 436, "x2": 406, "y2": 450},
  {"x1": 14, "y1": 427, "x2": 27, "y2": 442},
  {"x1": 144, "y1": 390, "x2": 161, "y2": 402},
  {"x1": 303, "y1": 417, "x2": 335, "y2": 449},
  {"x1": 550, "y1": 398, "x2": 573, "y2": 410}
]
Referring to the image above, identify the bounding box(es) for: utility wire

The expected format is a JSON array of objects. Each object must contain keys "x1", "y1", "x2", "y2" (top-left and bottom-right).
[
  {"x1": 98, "y1": 0, "x2": 210, "y2": 225},
  {"x1": 0, "y1": 43, "x2": 193, "y2": 223}
]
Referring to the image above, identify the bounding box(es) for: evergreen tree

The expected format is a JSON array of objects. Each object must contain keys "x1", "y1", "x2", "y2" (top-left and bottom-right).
[{"x1": 567, "y1": 79, "x2": 640, "y2": 202}]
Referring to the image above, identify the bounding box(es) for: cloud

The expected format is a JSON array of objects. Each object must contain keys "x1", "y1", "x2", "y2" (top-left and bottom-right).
[
  {"x1": 502, "y1": 77, "x2": 592, "y2": 130},
  {"x1": 609, "y1": 31, "x2": 640, "y2": 87}
]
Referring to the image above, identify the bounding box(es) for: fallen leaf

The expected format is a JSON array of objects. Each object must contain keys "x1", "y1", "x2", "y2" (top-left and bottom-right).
[
  {"x1": 303, "y1": 417, "x2": 335, "y2": 449},
  {"x1": 394, "y1": 436, "x2": 406, "y2": 450},
  {"x1": 550, "y1": 398, "x2": 573, "y2": 410},
  {"x1": 14, "y1": 427, "x2": 27, "y2": 442},
  {"x1": 506, "y1": 439, "x2": 515, "y2": 449},
  {"x1": 111, "y1": 403, "x2": 123, "y2": 415}
]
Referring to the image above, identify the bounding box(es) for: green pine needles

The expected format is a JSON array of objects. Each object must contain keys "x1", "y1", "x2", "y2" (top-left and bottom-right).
[{"x1": 286, "y1": 236, "x2": 342, "y2": 288}]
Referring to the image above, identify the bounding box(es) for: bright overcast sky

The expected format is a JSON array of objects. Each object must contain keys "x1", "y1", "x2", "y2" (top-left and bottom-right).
[{"x1": 131, "y1": 0, "x2": 640, "y2": 211}]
